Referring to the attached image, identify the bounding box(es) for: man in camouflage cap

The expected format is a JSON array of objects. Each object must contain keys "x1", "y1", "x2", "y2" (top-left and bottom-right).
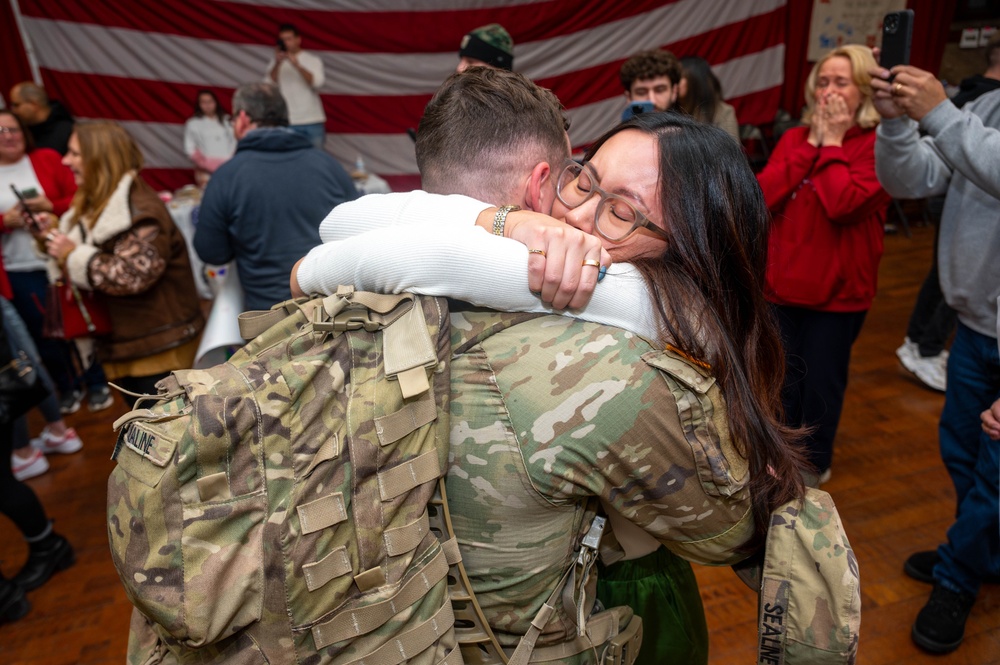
[
  {"x1": 457, "y1": 23, "x2": 514, "y2": 72},
  {"x1": 294, "y1": 67, "x2": 756, "y2": 662}
]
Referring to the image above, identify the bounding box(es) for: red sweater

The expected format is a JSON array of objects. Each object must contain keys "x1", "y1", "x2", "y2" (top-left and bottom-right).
[
  {"x1": 757, "y1": 125, "x2": 891, "y2": 312},
  {"x1": 0, "y1": 148, "x2": 78, "y2": 299}
]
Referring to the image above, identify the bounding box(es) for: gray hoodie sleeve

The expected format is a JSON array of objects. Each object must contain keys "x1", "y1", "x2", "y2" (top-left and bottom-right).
[
  {"x1": 875, "y1": 98, "x2": 1000, "y2": 201},
  {"x1": 919, "y1": 98, "x2": 1000, "y2": 200}
]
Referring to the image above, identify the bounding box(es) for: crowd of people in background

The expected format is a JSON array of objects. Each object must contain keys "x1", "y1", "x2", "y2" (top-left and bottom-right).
[{"x1": 1, "y1": 18, "x2": 999, "y2": 663}]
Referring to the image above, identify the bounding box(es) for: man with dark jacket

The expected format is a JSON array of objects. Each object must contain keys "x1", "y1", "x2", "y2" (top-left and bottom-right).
[
  {"x1": 9, "y1": 82, "x2": 75, "y2": 155},
  {"x1": 194, "y1": 82, "x2": 358, "y2": 311}
]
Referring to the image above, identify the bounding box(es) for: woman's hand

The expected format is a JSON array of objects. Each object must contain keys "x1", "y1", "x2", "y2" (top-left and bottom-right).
[
  {"x1": 45, "y1": 229, "x2": 77, "y2": 264},
  {"x1": 821, "y1": 94, "x2": 853, "y2": 147},
  {"x1": 807, "y1": 97, "x2": 826, "y2": 147},
  {"x1": 493, "y1": 209, "x2": 612, "y2": 311}
]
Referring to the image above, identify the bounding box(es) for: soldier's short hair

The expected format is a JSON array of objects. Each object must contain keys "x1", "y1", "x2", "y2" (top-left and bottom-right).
[
  {"x1": 232, "y1": 82, "x2": 289, "y2": 128},
  {"x1": 416, "y1": 67, "x2": 569, "y2": 203},
  {"x1": 619, "y1": 49, "x2": 682, "y2": 91}
]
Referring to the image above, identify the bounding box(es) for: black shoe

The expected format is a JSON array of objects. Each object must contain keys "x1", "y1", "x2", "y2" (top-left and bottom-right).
[
  {"x1": 0, "y1": 576, "x2": 30, "y2": 624},
  {"x1": 12, "y1": 533, "x2": 75, "y2": 591},
  {"x1": 911, "y1": 583, "x2": 975, "y2": 654},
  {"x1": 905, "y1": 549, "x2": 1000, "y2": 585},
  {"x1": 904, "y1": 550, "x2": 938, "y2": 584}
]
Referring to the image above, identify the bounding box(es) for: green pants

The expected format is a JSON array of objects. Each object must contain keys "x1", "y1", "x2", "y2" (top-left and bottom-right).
[{"x1": 596, "y1": 546, "x2": 708, "y2": 665}]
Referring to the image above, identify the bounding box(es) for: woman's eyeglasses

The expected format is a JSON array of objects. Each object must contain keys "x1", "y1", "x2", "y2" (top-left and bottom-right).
[
  {"x1": 555, "y1": 160, "x2": 668, "y2": 242},
  {"x1": 0, "y1": 127, "x2": 23, "y2": 136}
]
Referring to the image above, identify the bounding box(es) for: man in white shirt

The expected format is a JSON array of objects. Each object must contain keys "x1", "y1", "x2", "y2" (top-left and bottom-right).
[{"x1": 266, "y1": 23, "x2": 326, "y2": 149}]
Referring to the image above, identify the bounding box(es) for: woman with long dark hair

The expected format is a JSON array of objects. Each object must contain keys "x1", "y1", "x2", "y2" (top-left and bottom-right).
[{"x1": 295, "y1": 112, "x2": 808, "y2": 663}]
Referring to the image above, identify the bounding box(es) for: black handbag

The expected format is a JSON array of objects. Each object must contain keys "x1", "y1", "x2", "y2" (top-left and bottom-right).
[{"x1": 0, "y1": 333, "x2": 49, "y2": 424}]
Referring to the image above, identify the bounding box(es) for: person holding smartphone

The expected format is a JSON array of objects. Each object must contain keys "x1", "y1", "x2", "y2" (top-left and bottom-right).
[
  {"x1": 0, "y1": 110, "x2": 105, "y2": 479},
  {"x1": 870, "y1": 51, "x2": 1000, "y2": 655},
  {"x1": 266, "y1": 23, "x2": 326, "y2": 149}
]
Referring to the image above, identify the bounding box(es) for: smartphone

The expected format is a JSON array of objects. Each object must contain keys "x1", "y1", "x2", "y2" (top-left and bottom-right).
[
  {"x1": 276, "y1": 37, "x2": 287, "y2": 52},
  {"x1": 621, "y1": 101, "x2": 655, "y2": 122},
  {"x1": 9, "y1": 184, "x2": 43, "y2": 233},
  {"x1": 881, "y1": 10, "x2": 914, "y2": 72},
  {"x1": 20, "y1": 187, "x2": 38, "y2": 199}
]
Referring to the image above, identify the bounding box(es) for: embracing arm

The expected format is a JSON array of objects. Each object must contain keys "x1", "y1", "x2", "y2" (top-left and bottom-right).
[
  {"x1": 317, "y1": 191, "x2": 490, "y2": 241},
  {"x1": 296, "y1": 223, "x2": 660, "y2": 339}
]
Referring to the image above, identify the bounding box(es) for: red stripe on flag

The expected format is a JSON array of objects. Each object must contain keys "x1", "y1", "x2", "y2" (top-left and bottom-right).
[{"x1": 19, "y1": 0, "x2": 685, "y2": 54}]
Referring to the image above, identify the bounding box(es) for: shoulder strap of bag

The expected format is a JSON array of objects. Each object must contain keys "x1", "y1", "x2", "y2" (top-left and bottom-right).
[{"x1": 431, "y1": 481, "x2": 621, "y2": 665}]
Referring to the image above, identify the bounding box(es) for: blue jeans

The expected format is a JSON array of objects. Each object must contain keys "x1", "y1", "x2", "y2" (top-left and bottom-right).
[
  {"x1": 934, "y1": 322, "x2": 1000, "y2": 596},
  {"x1": 290, "y1": 122, "x2": 326, "y2": 150},
  {"x1": 1, "y1": 298, "x2": 61, "y2": 450}
]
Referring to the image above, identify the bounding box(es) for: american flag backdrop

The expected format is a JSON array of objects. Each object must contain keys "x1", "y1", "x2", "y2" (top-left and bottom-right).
[{"x1": 5, "y1": 0, "x2": 933, "y2": 193}]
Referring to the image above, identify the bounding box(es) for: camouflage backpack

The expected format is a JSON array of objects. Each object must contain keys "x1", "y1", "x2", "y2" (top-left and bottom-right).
[
  {"x1": 735, "y1": 487, "x2": 861, "y2": 665},
  {"x1": 107, "y1": 289, "x2": 458, "y2": 664}
]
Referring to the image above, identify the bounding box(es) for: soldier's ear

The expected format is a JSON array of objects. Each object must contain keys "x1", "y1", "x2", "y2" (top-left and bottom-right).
[{"x1": 523, "y1": 161, "x2": 551, "y2": 213}]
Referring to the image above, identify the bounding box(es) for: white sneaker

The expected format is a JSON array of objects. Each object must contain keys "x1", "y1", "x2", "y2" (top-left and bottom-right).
[
  {"x1": 897, "y1": 339, "x2": 948, "y2": 392},
  {"x1": 896, "y1": 338, "x2": 919, "y2": 367},
  {"x1": 30, "y1": 426, "x2": 83, "y2": 454},
  {"x1": 12, "y1": 448, "x2": 50, "y2": 481}
]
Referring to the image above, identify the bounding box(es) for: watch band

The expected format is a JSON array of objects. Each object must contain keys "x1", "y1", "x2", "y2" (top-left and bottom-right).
[{"x1": 493, "y1": 205, "x2": 521, "y2": 237}]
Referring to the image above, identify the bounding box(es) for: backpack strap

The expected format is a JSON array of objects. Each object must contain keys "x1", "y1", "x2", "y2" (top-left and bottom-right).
[{"x1": 432, "y1": 478, "x2": 636, "y2": 665}]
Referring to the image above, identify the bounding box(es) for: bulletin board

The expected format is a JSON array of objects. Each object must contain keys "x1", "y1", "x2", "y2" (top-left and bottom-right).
[{"x1": 807, "y1": 0, "x2": 908, "y2": 61}]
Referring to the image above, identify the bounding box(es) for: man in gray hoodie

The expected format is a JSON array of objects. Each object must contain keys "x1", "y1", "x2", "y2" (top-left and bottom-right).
[{"x1": 870, "y1": 61, "x2": 1000, "y2": 655}]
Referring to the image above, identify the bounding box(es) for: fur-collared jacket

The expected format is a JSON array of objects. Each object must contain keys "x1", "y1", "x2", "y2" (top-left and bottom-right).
[{"x1": 52, "y1": 172, "x2": 204, "y2": 362}]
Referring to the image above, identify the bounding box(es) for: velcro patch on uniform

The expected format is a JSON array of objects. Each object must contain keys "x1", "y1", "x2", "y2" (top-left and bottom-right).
[
  {"x1": 119, "y1": 421, "x2": 177, "y2": 468},
  {"x1": 642, "y1": 350, "x2": 715, "y2": 394}
]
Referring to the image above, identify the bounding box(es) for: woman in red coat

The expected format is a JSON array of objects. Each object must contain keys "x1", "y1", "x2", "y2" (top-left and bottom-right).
[{"x1": 757, "y1": 44, "x2": 891, "y2": 482}]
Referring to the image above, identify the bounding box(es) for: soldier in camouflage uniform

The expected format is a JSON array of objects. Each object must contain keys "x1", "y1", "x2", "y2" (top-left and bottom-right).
[{"x1": 295, "y1": 69, "x2": 814, "y2": 663}]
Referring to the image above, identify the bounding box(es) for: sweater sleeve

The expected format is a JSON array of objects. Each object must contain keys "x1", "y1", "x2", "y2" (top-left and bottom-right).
[
  {"x1": 918, "y1": 98, "x2": 1000, "y2": 200},
  {"x1": 30, "y1": 149, "x2": 77, "y2": 216},
  {"x1": 297, "y1": 224, "x2": 661, "y2": 340},
  {"x1": 755, "y1": 128, "x2": 820, "y2": 212},
  {"x1": 84, "y1": 221, "x2": 168, "y2": 296},
  {"x1": 317, "y1": 191, "x2": 493, "y2": 242},
  {"x1": 875, "y1": 116, "x2": 953, "y2": 199},
  {"x1": 807, "y1": 132, "x2": 889, "y2": 225}
]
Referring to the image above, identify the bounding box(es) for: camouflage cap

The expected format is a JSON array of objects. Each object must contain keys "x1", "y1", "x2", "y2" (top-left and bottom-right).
[{"x1": 459, "y1": 23, "x2": 514, "y2": 71}]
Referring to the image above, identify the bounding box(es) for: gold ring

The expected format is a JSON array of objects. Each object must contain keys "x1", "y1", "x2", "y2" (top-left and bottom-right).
[
  {"x1": 527, "y1": 248, "x2": 546, "y2": 256},
  {"x1": 582, "y1": 259, "x2": 601, "y2": 268},
  {"x1": 893, "y1": 82, "x2": 904, "y2": 95}
]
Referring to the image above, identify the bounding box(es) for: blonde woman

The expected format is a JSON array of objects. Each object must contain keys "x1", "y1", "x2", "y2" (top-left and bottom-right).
[
  {"x1": 756, "y1": 44, "x2": 892, "y2": 482},
  {"x1": 37, "y1": 122, "x2": 204, "y2": 396}
]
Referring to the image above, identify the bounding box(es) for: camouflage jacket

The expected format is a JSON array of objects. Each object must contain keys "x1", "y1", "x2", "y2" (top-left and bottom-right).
[{"x1": 446, "y1": 310, "x2": 754, "y2": 649}]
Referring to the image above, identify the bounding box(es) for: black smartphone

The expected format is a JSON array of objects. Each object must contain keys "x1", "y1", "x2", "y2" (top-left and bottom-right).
[
  {"x1": 9, "y1": 184, "x2": 43, "y2": 233},
  {"x1": 276, "y1": 37, "x2": 287, "y2": 52},
  {"x1": 881, "y1": 10, "x2": 914, "y2": 72}
]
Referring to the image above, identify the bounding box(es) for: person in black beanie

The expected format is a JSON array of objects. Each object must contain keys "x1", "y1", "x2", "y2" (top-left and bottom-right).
[{"x1": 457, "y1": 23, "x2": 514, "y2": 73}]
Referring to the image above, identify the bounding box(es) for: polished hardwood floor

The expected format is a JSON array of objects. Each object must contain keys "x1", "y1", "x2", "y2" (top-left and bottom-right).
[{"x1": 2, "y1": 222, "x2": 998, "y2": 663}]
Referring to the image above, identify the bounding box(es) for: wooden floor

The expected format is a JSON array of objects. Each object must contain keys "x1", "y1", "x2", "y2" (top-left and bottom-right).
[{"x1": 2, "y1": 223, "x2": 998, "y2": 664}]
